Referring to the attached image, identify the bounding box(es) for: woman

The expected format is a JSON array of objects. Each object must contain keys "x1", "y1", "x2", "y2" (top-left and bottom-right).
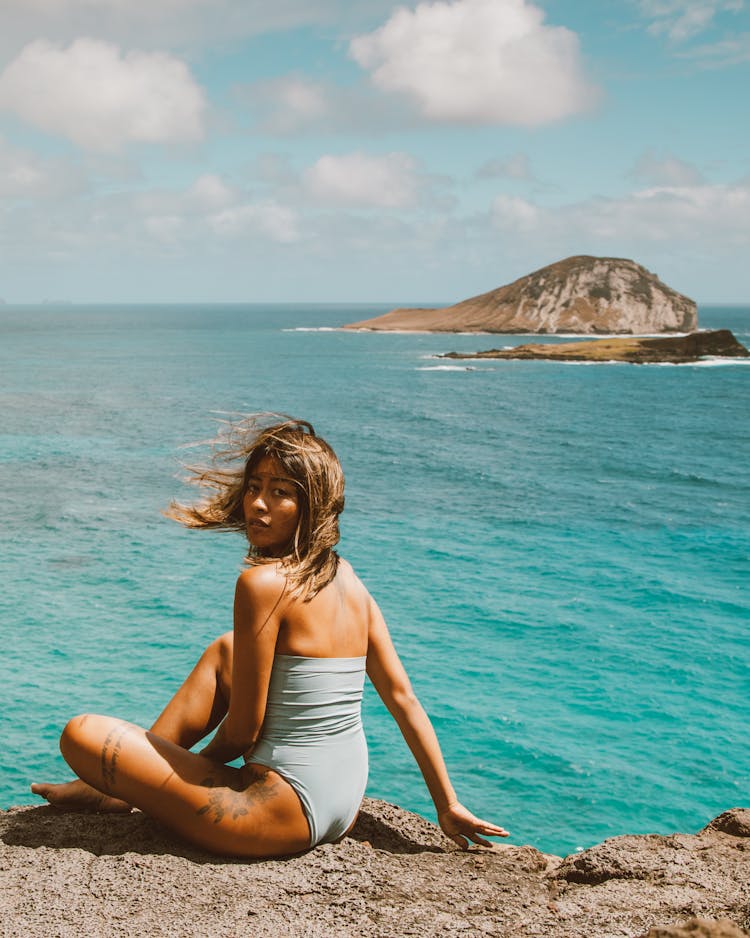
[{"x1": 32, "y1": 416, "x2": 507, "y2": 856}]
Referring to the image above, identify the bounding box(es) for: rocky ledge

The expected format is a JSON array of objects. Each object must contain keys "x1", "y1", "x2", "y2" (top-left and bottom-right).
[
  {"x1": 2, "y1": 800, "x2": 749, "y2": 937},
  {"x1": 345, "y1": 256, "x2": 697, "y2": 335},
  {"x1": 440, "y1": 330, "x2": 749, "y2": 365}
]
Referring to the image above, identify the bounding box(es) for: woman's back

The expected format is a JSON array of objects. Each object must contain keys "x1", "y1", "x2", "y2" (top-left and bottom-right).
[
  {"x1": 248, "y1": 559, "x2": 371, "y2": 845},
  {"x1": 274, "y1": 559, "x2": 370, "y2": 659}
]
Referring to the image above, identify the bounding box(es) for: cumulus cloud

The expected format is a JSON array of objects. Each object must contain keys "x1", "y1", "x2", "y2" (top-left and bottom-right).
[
  {"x1": 636, "y1": 0, "x2": 744, "y2": 42},
  {"x1": 304, "y1": 151, "x2": 422, "y2": 208},
  {"x1": 0, "y1": 38, "x2": 206, "y2": 151},
  {"x1": 349, "y1": 0, "x2": 598, "y2": 126}
]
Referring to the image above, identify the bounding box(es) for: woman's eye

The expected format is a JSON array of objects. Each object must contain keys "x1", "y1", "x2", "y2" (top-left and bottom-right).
[{"x1": 274, "y1": 488, "x2": 291, "y2": 498}]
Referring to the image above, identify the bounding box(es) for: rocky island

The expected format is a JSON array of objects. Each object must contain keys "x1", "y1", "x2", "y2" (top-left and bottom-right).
[
  {"x1": 345, "y1": 256, "x2": 697, "y2": 334},
  {"x1": 441, "y1": 330, "x2": 749, "y2": 365},
  {"x1": 2, "y1": 800, "x2": 750, "y2": 936}
]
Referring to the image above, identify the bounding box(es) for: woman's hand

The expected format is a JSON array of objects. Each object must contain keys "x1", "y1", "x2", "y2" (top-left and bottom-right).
[{"x1": 437, "y1": 801, "x2": 509, "y2": 849}]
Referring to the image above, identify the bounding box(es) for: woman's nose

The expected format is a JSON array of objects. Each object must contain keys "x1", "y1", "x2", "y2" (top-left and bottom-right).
[{"x1": 246, "y1": 491, "x2": 267, "y2": 512}]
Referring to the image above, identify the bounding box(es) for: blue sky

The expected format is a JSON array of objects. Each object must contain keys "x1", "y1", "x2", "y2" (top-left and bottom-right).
[{"x1": 0, "y1": 0, "x2": 748, "y2": 304}]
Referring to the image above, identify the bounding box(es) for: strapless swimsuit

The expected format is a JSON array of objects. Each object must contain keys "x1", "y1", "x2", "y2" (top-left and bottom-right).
[{"x1": 246, "y1": 654, "x2": 368, "y2": 847}]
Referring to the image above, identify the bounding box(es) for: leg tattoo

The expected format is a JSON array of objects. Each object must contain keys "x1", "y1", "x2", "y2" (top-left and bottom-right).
[
  {"x1": 100, "y1": 722, "x2": 134, "y2": 793},
  {"x1": 196, "y1": 767, "x2": 277, "y2": 825}
]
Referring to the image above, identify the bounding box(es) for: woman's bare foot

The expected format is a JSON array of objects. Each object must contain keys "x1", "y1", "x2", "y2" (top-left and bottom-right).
[{"x1": 30, "y1": 778, "x2": 132, "y2": 813}]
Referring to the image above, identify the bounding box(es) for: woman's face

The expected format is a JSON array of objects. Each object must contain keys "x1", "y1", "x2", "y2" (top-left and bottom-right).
[{"x1": 242, "y1": 455, "x2": 301, "y2": 556}]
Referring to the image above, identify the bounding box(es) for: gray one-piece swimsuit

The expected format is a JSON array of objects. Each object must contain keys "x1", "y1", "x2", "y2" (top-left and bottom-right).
[{"x1": 247, "y1": 654, "x2": 369, "y2": 846}]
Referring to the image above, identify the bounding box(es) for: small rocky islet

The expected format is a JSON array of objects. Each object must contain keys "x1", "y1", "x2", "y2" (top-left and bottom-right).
[{"x1": 441, "y1": 330, "x2": 749, "y2": 365}]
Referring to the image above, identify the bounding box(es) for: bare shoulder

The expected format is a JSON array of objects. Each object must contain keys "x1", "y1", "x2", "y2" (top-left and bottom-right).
[
  {"x1": 236, "y1": 563, "x2": 289, "y2": 608},
  {"x1": 338, "y1": 558, "x2": 376, "y2": 606}
]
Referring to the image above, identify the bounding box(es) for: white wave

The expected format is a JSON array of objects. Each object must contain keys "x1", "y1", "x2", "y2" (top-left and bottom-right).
[
  {"x1": 282, "y1": 327, "x2": 338, "y2": 332},
  {"x1": 416, "y1": 365, "x2": 480, "y2": 372},
  {"x1": 686, "y1": 357, "x2": 750, "y2": 367}
]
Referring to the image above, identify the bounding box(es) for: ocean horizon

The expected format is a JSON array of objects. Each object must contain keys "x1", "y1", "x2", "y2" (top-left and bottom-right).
[{"x1": 1, "y1": 301, "x2": 748, "y2": 856}]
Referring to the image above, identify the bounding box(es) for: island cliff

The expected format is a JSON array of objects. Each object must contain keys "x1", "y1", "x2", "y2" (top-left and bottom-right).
[
  {"x1": 345, "y1": 256, "x2": 697, "y2": 334},
  {"x1": 2, "y1": 800, "x2": 749, "y2": 937}
]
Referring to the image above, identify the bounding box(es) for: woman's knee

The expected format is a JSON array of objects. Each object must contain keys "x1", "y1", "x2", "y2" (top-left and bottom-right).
[
  {"x1": 204, "y1": 631, "x2": 233, "y2": 695},
  {"x1": 59, "y1": 713, "x2": 100, "y2": 765},
  {"x1": 61, "y1": 713, "x2": 90, "y2": 746},
  {"x1": 203, "y1": 631, "x2": 233, "y2": 666}
]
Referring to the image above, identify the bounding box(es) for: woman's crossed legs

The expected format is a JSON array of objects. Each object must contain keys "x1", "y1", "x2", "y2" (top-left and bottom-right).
[{"x1": 31, "y1": 633, "x2": 311, "y2": 858}]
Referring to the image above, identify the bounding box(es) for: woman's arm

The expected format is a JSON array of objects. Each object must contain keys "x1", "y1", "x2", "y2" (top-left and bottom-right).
[
  {"x1": 365, "y1": 597, "x2": 509, "y2": 848},
  {"x1": 199, "y1": 566, "x2": 285, "y2": 763}
]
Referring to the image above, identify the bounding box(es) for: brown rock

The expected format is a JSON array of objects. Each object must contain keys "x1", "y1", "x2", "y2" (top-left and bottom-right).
[
  {"x1": 705, "y1": 810, "x2": 750, "y2": 838},
  {"x1": 440, "y1": 330, "x2": 749, "y2": 364},
  {"x1": 643, "y1": 917, "x2": 750, "y2": 937},
  {"x1": 345, "y1": 256, "x2": 698, "y2": 334},
  {"x1": 2, "y1": 801, "x2": 749, "y2": 937}
]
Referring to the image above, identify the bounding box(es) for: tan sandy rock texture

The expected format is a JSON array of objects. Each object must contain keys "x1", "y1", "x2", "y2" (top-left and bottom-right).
[
  {"x1": 1, "y1": 800, "x2": 749, "y2": 937},
  {"x1": 345, "y1": 256, "x2": 697, "y2": 335}
]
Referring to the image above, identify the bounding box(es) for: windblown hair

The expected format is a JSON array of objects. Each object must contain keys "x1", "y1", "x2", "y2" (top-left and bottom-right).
[{"x1": 165, "y1": 414, "x2": 344, "y2": 599}]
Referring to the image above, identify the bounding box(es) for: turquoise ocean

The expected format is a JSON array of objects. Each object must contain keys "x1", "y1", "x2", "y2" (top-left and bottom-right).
[{"x1": 1, "y1": 303, "x2": 748, "y2": 856}]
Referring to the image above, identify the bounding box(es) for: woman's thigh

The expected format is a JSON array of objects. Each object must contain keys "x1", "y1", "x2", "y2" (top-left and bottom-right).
[{"x1": 60, "y1": 713, "x2": 311, "y2": 857}]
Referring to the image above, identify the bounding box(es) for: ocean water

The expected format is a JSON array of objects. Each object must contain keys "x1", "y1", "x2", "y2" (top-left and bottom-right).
[{"x1": 1, "y1": 302, "x2": 748, "y2": 857}]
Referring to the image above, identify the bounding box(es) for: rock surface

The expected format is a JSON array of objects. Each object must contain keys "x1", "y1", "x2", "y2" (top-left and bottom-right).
[
  {"x1": 345, "y1": 256, "x2": 697, "y2": 334},
  {"x1": 2, "y1": 801, "x2": 749, "y2": 937},
  {"x1": 440, "y1": 330, "x2": 749, "y2": 364},
  {"x1": 644, "y1": 919, "x2": 750, "y2": 938}
]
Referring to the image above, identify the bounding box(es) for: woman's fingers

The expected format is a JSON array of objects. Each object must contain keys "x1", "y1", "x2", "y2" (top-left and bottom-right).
[
  {"x1": 478, "y1": 822, "x2": 509, "y2": 837},
  {"x1": 469, "y1": 833, "x2": 493, "y2": 847},
  {"x1": 438, "y1": 802, "x2": 510, "y2": 849}
]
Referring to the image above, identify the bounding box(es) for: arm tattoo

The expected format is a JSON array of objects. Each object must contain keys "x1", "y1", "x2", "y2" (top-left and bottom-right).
[
  {"x1": 100, "y1": 722, "x2": 134, "y2": 793},
  {"x1": 196, "y1": 768, "x2": 277, "y2": 825}
]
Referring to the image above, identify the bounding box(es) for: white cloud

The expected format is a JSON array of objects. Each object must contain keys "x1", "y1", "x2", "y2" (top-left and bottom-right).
[
  {"x1": 0, "y1": 136, "x2": 87, "y2": 198},
  {"x1": 0, "y1": 1, "x2": 398, "y2": 57},
  {"x1": 208, "y1": 202, "x2": 301, "y2": 242},
  {"x1": 675, "y1": 31, "x2": 750, "y2": 66},
  {"x1": 126, "y1": 173, "x2": 300, "y2": 243},
  {"x1": 630, "y1": 152, "x2": 704, "y2": 186},
  {"x1": 483, "y1": 180, "x2": 750, "y2": 248},
  {"x1": 636, "y1": 0, "x2": 744, "y2": 41},
  {"x1": 491, "y1": 194, "x2": 539, "y2": 230},
  {"x1": 269, "y1": 77, "x2": 331, "y2": 126},
  {"x1": 304, "y1": 152, "x2": 422, "y2": 208},
  {"x1": 237, "y1": 75, "x2": 415, "y2": 135},
  {"x1": 186, "y1": 174, "x2": 235, "y2": 211},
  {"x1": 0, "y1": 38, "x2": 206, "y2": 151},
  {"x1": 477, "y1": 153, "x2": 534, "y2": 181},
  {"x1": 349, "y1": 0, "x2": 598, "y2": 126}
]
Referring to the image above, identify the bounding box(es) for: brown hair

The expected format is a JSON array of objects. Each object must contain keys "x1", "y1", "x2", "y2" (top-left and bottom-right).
[{"x1": 165, "y1": 414, "x2": 344, "y2": 598}]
